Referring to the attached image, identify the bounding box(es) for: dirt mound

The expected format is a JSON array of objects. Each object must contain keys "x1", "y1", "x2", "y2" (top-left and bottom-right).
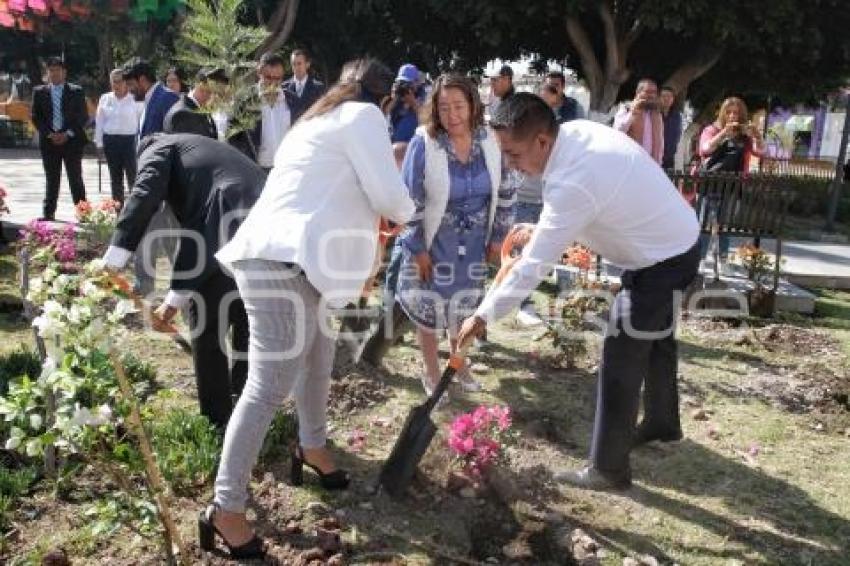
[
  {"x1": 328, "y1": 368, "x2": 391, "y2": 417},
  {"x1": 736, "y1": 360, "x2": 850, "y2": 434},
  {"x1": 754, "y1": 324, "x2": 838, "y2": 355}
]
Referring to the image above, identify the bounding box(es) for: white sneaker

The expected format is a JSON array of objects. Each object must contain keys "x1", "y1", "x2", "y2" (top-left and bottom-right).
[{"x1": 516, "y1": 305, "x2": 544, "y2": 327}]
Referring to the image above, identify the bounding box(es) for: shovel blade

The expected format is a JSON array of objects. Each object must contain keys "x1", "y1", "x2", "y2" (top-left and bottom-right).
[{"x1": 379, "y1": 404, "x2": 437, "y2": 497}]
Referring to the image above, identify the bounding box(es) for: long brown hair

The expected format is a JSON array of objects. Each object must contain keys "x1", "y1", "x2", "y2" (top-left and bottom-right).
[
  {"x1": 300, "y1": 57, "x2": 393, "y2": 121},
  {"x1": 424, "y1": 74, "x2": 485, "y2": 138},
  {"x1": 716, "y1": 96, "x2": 749, "y2": 128}
]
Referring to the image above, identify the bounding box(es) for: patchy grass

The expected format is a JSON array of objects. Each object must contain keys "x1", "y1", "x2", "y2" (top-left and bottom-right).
[{"x1": 1, "y1": 287, "x2": 849, "y2": 564}]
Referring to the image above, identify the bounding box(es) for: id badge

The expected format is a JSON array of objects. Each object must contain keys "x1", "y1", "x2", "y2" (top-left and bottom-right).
[{"x1": 458, "y1": 245, "x2": 467, "y2": 258}]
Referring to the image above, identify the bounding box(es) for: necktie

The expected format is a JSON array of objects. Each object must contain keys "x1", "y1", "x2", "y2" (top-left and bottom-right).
[
  {"x1": 52, "y1": 86, "x2": 63, "y2": 131},
  {"x1": 297, "y1": 80, "x2": 304, "y2": 97}
]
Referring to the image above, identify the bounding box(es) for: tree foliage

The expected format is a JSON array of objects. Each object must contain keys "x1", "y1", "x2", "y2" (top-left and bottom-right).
[{"x1": 176, "y1": 0, "x2": 269, "y2": 137}]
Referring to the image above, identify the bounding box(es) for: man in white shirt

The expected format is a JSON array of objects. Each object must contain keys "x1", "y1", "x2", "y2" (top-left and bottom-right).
[
  {"x1": 458, "y1": 93, "x2": 701, "y2": 490},
  {"x1": 229, "y1": 52, "x2": 294, "y2": 172},
  {"x1": 95, "y1": 68, "x2": 141, "y2": 204}
]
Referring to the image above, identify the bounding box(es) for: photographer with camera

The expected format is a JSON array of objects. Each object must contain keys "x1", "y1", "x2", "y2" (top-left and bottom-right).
[
  {"x1": 613, "y1": 78, "x2": 664, "y2": 164},
  {"x1": 699, "y1": 96, "x2": 764, "y2": 174},
  {"x1": 696, "y1": 96, "x2": 765, "y2": 262},
  {"x1": 386, "y1": 79, "x2": 419, "y2": 143}
]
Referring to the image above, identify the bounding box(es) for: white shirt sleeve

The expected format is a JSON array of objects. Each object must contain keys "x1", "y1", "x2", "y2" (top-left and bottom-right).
[
  {"x1": 164, "y1": 290, "x2": 191, "y2": 309},
  {"x1": 475, "y1": 181, "x2": 599, "y2": 323},
  {"x1": 102, "y1": 245, "x2": 132, "y2": 269},
  {"x1": 342, "y1": 104, "x2": 415, "y2": 224}
]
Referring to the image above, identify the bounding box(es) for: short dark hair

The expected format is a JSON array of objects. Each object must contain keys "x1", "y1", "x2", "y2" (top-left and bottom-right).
[
  {"x1": 291, "y1": 48, "x2": 311, "y2": 62},
  {"x1": 46, "y1": 56, "x2": 65, "y2": 69},
  {"x1": 123, "y1": 58, "x2": 156, "y2": 82},
  {"x1": 540, "y1": 83, "x2": 559, "y2": 96},
  {"x1": 546, "y1": 71, "x2": 565, "y2": 86},
  {"x1": 196, "y1": 67, "x2": 229, "y2": 85},
  {"x1": 258, "y1": 52, "x2": 286, "y2": 69},
  {"x1": 489, "y1": 92, "x2": 558, "y2": 141},
  {"x1": 164, "y1": 66, "x2": 187, "y2": 88},
  {"x1": 637, "y1": 77, "x2": 658, "y2": 91}
]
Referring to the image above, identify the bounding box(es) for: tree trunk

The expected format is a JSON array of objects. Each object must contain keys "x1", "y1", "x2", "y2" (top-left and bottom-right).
[
  {"x1": 258, "y1": 0, "x2": 300, "y2": 55},
  {"x1": 663, "y1": 45, "x2": 722, "y2": 102},
  {"x1": 97, "y1": 25, "x2": 114, "y2": 87},
  {"x1": 564, "y1": 2, "x2": 640, "y2": 117}
]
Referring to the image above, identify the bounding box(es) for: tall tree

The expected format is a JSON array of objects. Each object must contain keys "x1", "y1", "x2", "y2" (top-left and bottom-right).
[{"x1": 559, "y1": 0, "x2": 850, "y2": 114}]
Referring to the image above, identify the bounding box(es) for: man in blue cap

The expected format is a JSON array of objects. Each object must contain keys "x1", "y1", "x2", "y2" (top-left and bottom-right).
[{"x1": 397, "y1": 63, "x2": 428, "y2": 104}]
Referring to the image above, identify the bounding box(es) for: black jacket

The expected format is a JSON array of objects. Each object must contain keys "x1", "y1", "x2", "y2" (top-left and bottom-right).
[
  {"x1": 227, "y1": 86, "x2": 296, "y2": 163},
  {"x1": 283, "y1": 76, "x2": 325, "y2": 123},
  {"x1": 163, "y1": 94, "x2": 218, "y2": 139},
  {"x1": 31, "y1": 82, "x2": 89, "y2": 147},
  {"x1": 111, "y1": 133, "x2": 267, "y2": 292}
]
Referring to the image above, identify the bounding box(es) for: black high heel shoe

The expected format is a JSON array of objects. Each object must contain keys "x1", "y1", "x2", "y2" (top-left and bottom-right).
[
  {"x1": 290, "y1": 445, "x2": 351, "y2": 490},
  {"x1": 198, "y1": 503, "x2": 266, "y2": 560}
]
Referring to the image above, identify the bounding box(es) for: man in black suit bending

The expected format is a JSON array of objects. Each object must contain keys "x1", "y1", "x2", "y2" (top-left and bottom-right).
[
  {"x1": 31, "y1": 57, "x2": 88, "y2": 220},
  {"x1": 164, "y1": 68, "x2": 228, "y2": 139},
  {"x1": 102, "y1": 133, "x2": 267, "y2": 428}
]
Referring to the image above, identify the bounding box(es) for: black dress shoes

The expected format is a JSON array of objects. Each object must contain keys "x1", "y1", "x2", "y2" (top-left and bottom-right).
[{"x1": 633, "y1": 425, "x2": 683, "y2": 447}]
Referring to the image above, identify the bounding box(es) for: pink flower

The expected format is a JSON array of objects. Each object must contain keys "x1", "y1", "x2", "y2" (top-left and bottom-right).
[{"x1": 447, "y1": 404, "x2": 513, "y2": 476}]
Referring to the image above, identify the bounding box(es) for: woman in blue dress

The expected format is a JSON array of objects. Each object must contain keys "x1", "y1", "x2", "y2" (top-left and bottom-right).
[{"x1": 396, "y1": 74, "x2": 516, "y2": 395}]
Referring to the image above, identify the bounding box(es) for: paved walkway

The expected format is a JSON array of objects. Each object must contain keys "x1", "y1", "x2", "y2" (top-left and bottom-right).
[
  {"x1": 1, "y1": 149, "x2": 109, "y2": 225},
  {"x1": 2, "y1": 149, "x2": 850, "y2": 289}
]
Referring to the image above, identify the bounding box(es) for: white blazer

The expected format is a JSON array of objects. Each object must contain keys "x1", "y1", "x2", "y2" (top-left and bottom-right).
[{"x1": 216, "y1": 101, "x2": 415, "y2": 307}]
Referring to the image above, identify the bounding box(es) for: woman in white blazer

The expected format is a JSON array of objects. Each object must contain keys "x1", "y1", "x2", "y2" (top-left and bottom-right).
[
  {"x1": 395, "y1": 74, "x2": 517, "y2": 396},
  {"x1": 199, "y1": 58, "x2": 415, "y2": 560}
]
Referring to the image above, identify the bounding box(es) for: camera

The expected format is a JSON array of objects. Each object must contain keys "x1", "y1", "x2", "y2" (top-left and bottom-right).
[{"x1": 393, "y1": 80, "x2": 412, "y2": 98}]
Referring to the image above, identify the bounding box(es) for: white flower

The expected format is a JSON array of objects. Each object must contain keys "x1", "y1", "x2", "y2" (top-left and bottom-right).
[
  {"x1": 25, "y1": 438, "x2": 42, "y2": 457},
  {"x1": 112, "y1": 299, "x2": 136, "y2": 320},
  {"x1": 51, "y1": 274, "x2": 73, "y2": 294},
  {"x1": 68, "y1": 304, "x2": 92, "y2": 326},
  {"x1": 70, "y1": 404, "x2": 110, "y2": 427},
  {"x1": 67, "y1": 305, "x2": 83, "y2": 325},
  {"x1": 81, "y1": 280, "x2": 100, "y2": 298},
  {"x1": 70, "y1": 406, "x2": 93, "y2": 427},
  {"x1": 33, "y1": 314, "x2": 65, "y2": 340},
  {"x1": 40, "y1": 356, "x2": 57, "y2": 379},
  {"x1": 30, "y1": 277, "x2": 44, "y2": 294},
  {"x1": 29, "y1": 413, "x2": 43, "y2": 430},
  {"x1": 43, "y1": 300, "x2": 65, "y2": 317},
  {"x1": 96, "y1": 404, "x2": 113, "y2": 424},
  {"x1": 4, "y1": 427, "x2": 24, "y2": 450},
  {"x1": 85, "y1": 258, "x2": 106, "y2": 274}
]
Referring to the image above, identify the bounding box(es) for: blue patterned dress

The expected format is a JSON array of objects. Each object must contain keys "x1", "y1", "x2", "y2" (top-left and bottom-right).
[{"x1": 396, "y1": 129, "x2": 515, "y2": 330}]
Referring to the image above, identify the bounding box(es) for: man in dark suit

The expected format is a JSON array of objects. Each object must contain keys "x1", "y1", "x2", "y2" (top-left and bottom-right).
[
  {"x1": 164, "y1": 68, "x2": 228, "y2": 139},
  {"x1": 31, "y1": 57, "x2": 88, "y2": 220},
  {"x1": 122, "y1": 58, "x2": 181, "y2": 295},
  {"x1": 102, "y1": 133, "x2": 267, "y2": 428},
  {"x1": 228, "y1": 52, "x2": 296, "y2": 170},
  {"x1": 283, "y1": 48, "x2": 325, "y2": 123},
  {"x1": 122, "y1": 58, "x2": 179, "y2": 139}
]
